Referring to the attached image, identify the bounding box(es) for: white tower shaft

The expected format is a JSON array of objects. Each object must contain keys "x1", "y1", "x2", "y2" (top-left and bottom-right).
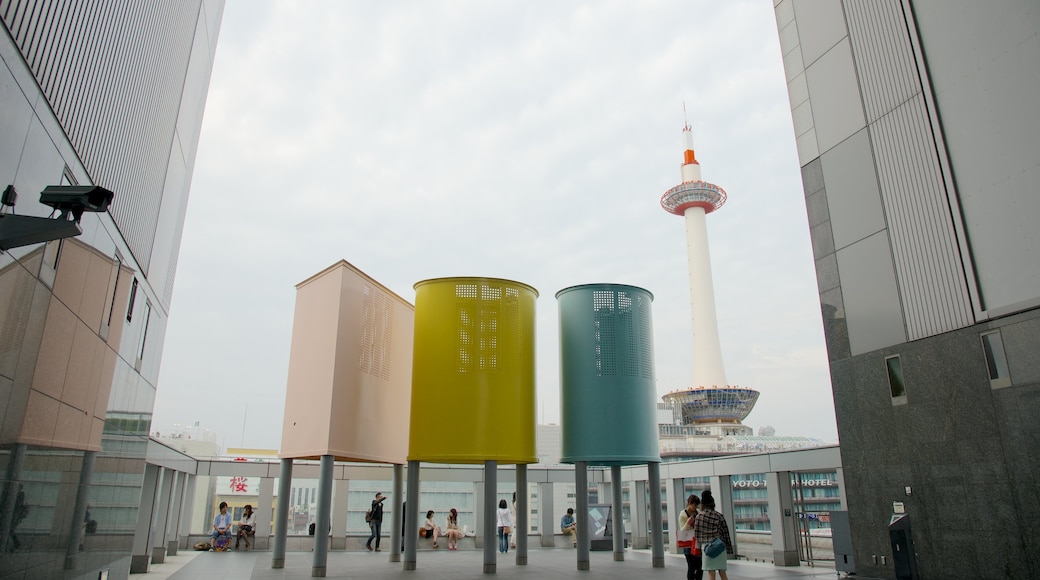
[{"x1": 683, "y1": 206, "x2": 728, "y2": 387}]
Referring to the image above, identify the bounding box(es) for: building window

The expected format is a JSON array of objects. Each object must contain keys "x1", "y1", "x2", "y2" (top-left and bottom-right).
[
  {"x1": 981, "y1": 331, "x2": 1012, "y2": 389},
  {"x1": 127, "y1": 278, "x2": 138, "y2": 322},
  {"x1": 886, "y1": 355, "x2": 906, "y2": 402}
]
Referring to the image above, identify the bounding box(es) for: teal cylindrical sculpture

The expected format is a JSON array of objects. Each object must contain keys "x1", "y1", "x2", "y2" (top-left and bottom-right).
[{"x1": 556, "y1": 284, "x2": 661, "y2": 466}]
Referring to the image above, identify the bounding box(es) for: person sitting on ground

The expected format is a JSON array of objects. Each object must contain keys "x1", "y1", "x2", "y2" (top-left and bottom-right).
[
  {"x1": 445, "y1": 508, "x2": 463, "y2": 550},
  {"x1": 421, "y1": 510, "x2": 441, "y2": 548},
  {"x1": 236, "y1": 504, "x2": 255, "y2": 550},
  {"x1": 210, "y1": 501, "x2": 233, "y2": 549},
  {"x1": 560, "y1": 507, "x2": 577, "y2": 547}
]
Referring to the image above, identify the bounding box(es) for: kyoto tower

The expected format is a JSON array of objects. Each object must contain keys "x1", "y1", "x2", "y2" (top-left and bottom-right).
[{"x1": 659, "y1": 123, "x2": 759, "y2": 431}]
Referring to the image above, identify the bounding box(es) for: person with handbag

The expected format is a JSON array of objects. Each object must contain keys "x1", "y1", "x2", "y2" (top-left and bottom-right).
[
  {"x1": 693, "y1": 490, "x2": 732, "y2": 580},
  {"x1": 677, "y1": 494, "x2": 703, "y2": 580},
  {"x1": 495, "y1": 499, "x2": 514, "y2": 553}
]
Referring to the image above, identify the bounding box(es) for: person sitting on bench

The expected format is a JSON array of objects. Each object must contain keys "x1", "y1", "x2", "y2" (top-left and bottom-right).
[{"x1": 236, "y1": 504, "x2": 255, "y2": 550}]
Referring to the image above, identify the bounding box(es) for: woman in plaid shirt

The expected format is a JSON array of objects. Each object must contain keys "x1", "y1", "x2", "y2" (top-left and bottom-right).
[{"x1": 693, "y1": 490, "x2": 732, "y2": 580}]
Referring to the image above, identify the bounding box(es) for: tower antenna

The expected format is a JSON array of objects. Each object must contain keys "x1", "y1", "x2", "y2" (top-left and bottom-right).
[{"x1": 683, "y1": 101, "x2": 690, "y2": 131}]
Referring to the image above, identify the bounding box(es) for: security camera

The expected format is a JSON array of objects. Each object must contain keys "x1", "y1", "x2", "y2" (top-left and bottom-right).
[
  {"x1": 39, "y1": 185, "x2": 114, "y2": 221},
  {"x1": 0, "y1": 184, "x2": 115, "y2": 251}
]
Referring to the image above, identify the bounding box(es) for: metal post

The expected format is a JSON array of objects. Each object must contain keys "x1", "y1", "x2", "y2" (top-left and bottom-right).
[
  {"x1": 483, "y1": 460, "x2": 497, "y2": 574},
  {"x1": 312, "y1": 455, "x2": 334, "y2": 577},
  {"x1": 272, "y1": 458, "x2": 293, "y2": 568},
  {"x1": 404, "y1": 460, "x2": 420, "y2": 570},
  {"x1": 64, "y1": 450, "x2": 96, "y2": 569},
  {"x1": 516, "y1": 464, "x2": 528, "y2": 565},
  {"x1": 575, "y1": 461, "x2": 589, "y2": 571},
  {"x1": 538, "y1": 481, "x2": 554, "y2": 547},
  {"x1": 389, "y1": 463, "x2": 404, "y2": 562},
  {"x1": 611, "y1": 465, "x2": 625, "y2": 561},
  {"x1": 632, "y1": 479, "x2": 649, "y2": 549},
  {"x1": 668, "y1": 476, "x2": 686, "y2": 555},
  {"x1": 648, "y1": 462, "x2": 665, "y2": 568}
]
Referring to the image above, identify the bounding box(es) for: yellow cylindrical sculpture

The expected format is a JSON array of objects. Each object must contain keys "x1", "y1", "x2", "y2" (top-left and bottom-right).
[{"x1": 408, "y1": 277, "x2": 538, "y2": 464}]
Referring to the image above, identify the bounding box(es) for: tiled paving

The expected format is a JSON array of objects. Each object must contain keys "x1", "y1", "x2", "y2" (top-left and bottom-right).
[{"x1": 150, "y1": 548, "x2": 842, "y2": 580}]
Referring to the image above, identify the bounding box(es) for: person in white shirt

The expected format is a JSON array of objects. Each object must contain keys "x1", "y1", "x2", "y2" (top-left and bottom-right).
[
  {"x1": 496, "y1": 499, "x2": 514, "y2": 554},
  {"x1": 235, "y1": 504, "x2": 256, "y2": 550}
]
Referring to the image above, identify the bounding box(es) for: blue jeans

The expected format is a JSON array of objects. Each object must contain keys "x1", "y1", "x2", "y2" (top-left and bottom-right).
[
  {"x1": 498, "y1": 527, "x2": 509, "y2": 553},
  {"x1": 366, "y1": 520, "x2": 382, "y2": 548}
]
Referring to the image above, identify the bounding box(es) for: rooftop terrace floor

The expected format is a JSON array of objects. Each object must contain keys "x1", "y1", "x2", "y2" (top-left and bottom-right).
[{"x1": 142, "y1": 547, "x2": 846, "y2": 580}]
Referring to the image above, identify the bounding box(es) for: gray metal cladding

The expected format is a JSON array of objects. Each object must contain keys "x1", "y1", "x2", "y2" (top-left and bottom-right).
[
  {"x1": 1, "y1": 0, "x2": 204, "y2": 273},
  {"x1": 843, "y1": 0, "x2": 920, "y2": 123},
  {"x1": 841, "y1": 0, "x2": 974, "y2": 340}
]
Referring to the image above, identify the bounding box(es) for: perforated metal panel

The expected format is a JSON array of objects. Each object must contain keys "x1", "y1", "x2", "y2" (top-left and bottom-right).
[
  {"x1": 359, "y1": 285, "x2": 393, "y2": 381},
  {"x1": 410, "y1": 277, "x2": 538, "y2": 464},
  {"x1": 557, "y1": 283, "x2": 660, "y2": 466}
]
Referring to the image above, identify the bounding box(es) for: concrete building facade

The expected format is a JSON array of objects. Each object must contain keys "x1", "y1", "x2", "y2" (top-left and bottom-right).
[
  {"x1": 774, "y1": 1, "x2": 1040, "y2": 578},
  {"x1": 0, "y1": 1, "x2": 223, "y2": 577}
]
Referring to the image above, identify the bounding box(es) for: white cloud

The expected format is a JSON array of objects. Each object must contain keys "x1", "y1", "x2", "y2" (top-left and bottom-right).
[{"x1": 152, "y1": 0, "x2": 838, "y2": 450}]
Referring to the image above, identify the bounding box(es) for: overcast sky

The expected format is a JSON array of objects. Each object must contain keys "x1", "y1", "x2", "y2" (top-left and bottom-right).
[{"x1": 151, "y1": 0, "x2": 838, "y2": 451}]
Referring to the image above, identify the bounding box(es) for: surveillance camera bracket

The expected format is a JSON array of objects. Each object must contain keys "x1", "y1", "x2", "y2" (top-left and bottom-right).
[{"x1": 0, "y1": 184, "x2": 110, "y2": 251}]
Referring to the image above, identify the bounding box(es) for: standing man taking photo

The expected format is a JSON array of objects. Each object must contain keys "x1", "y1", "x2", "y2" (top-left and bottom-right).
[{"x1": 365, "y1": 492, "x2": 386, "y2": 552}]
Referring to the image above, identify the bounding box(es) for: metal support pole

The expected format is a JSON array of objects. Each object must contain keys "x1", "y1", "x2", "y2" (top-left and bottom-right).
[
  {"x1": 272, "y1": 458, "x2": 293, "y2": 568},
  {"x1": 483, "y1": 460, "x2": 497, "y2": 574},
  {"x1": 632, "y1": 479, "x2": 649, "y2": 549},
  {"x1": 611, "y1": 465, "x2": 625, "y2": 561},
  {"x1": 389, "y1": 463, "x2": 404, "y2": 562},
  {"x1": 538, "y1": 481, "x2": 555, "y2": 547},
  {"x1": 404, "y1": 460, "x2": 420, "y2": 570},
  {"x1": 312, "y1": 455, "x2": 334, "y2": 577},
  {"x1": 648, "y1": 462, "x2": 665, "y2": 568},
  {"x1": 575, "y1": 461, "x2": 590, "y2": 571},
  {"x1": 516, "y1": 464, "x2": 528, "y2": 565},
  {"x1": 64, "y1": 450, "x2": 96, "y2": 569}
]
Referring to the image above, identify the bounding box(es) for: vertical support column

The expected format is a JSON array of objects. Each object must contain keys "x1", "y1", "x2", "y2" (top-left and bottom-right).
[
  {"x1": 389, "y1": 463, "x2": 404, "y2": 562},
  {"x1": 0, "y1": 443, "x2": 26, "y2": 554},
  {"x1": 147, "y1": 468, "x2": 168, "y2": 564},
  {"x1": 767, "y1": 471, "x2": 800, "y2": 566},
  {"x1": 632, "y1": 479, "x2": 649, "y2": 549},
  {"x1": 483, "y1": 460, "x2": 497, "y2": 574},
  {"x1": 648, "y1": 462, "x2": 664, "y2": 568},
  {"x1": 166, "y1": 471, "x2": 185, "y2": 555},
  {"x1": 712, "y1": 475, "x2": 736, "y2": 559},
  {"x1": 311, "y1": 455, "x2": 334, "y2": 577},
  {"x1": 64, "y1": 450, "x2": 96, "y2": 569},
  {"x1": 538, "y1": 481, "x2": 554, "y2": 547},
  {"x1": 516, "y1": 464, "x2": 528, "y2": 565},
  {"x1": 130, "y1": 464, "x2": 160, "y2": 573},
  {"x1": 403, "y1": 460, "x2": 420, "y2": 570},
  {"x1": 575, "y1": 461, "x2": 589, "y2": 571},
  {"x1": 331, "y1": 478, "x2": 349, "y2": 551},
  {"x1": 272, "y1": 458, "x2": 293, "y2": 569},
  {"x1": 151, "y1": 468, "x2": 174, "y2": 563},
  {"x1": 257, "y1": 474, "x2": 274, "y2": 551},
  {"x1": 835, "y1": 467, "x2": 848, "y2": 510},
  {"x1": 610, "y1": 465, "x2": 625, "y2": 561},
  {"x1": 473, "y1": 481, "x2": 484, "y2": 549},
  {"x1": 178, "y1": 474, "x2": 196, "y2": 551},
  {"x1": 668, "y1": 475, "x2": 686, "y2": 555}
]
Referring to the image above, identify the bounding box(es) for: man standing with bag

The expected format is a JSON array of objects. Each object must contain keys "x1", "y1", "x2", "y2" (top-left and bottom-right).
[{"x1": 365, "y1": 492, "x2": 386, "y2": 552}]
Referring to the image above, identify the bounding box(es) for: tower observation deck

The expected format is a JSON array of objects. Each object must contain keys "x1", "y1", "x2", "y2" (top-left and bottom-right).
[{"x1": 660, "y1": 124, "x2": 760, "y2": 425}]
